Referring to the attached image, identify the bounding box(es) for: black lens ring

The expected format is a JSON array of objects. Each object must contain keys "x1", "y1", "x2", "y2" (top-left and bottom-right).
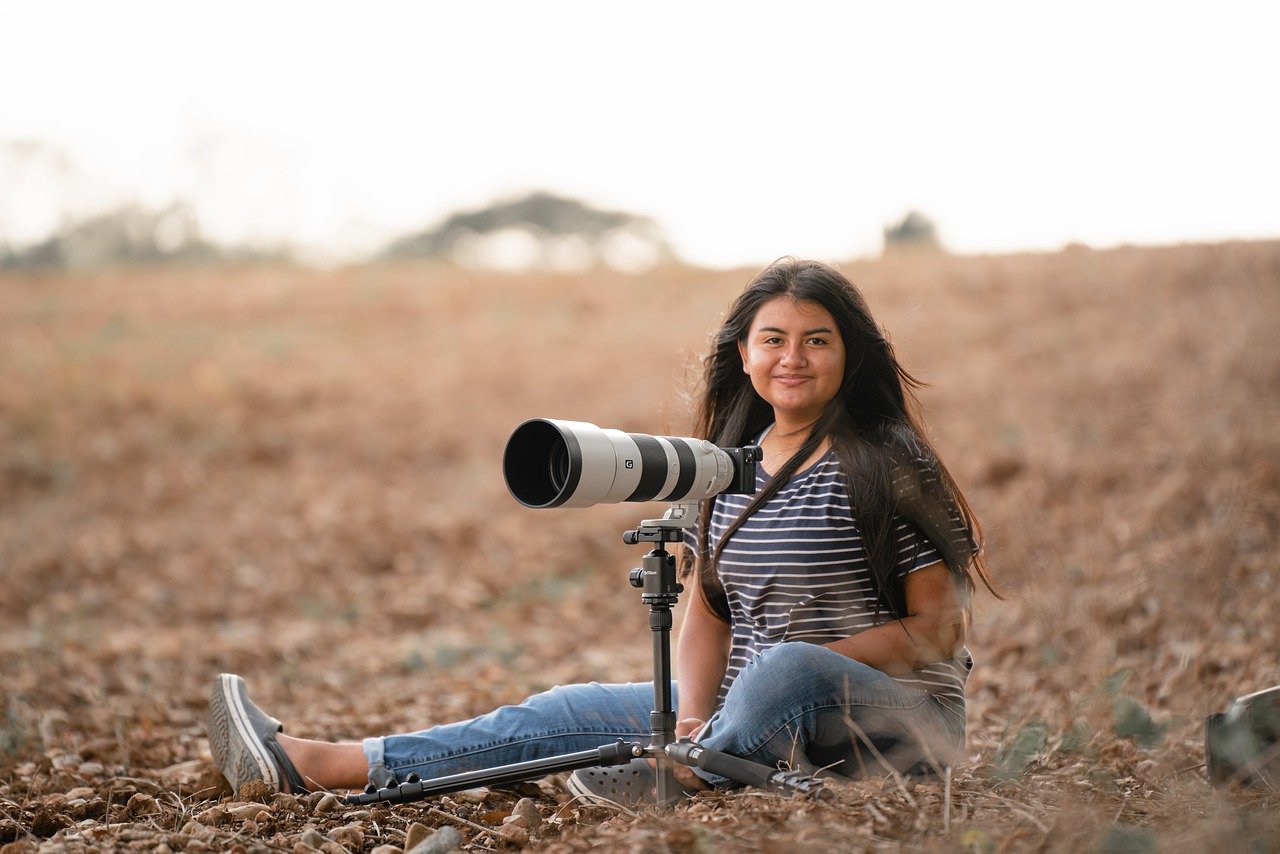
[
  {"x1": 661, "y1": 438, "x2": 698, "y2": 501},
  {"x1": 625, "y1": 433, "x2": 670, "y2": 502}
]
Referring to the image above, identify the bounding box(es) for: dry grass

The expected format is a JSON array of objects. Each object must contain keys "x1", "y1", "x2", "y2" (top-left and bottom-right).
[{"x1": 2, "y1": 242, "x2": 1278, "y2": 851}]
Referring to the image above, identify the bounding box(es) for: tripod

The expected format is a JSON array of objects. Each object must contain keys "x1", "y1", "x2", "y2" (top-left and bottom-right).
[{"x1": 345, "y1": 506, "x2": 830, "y2": 808}]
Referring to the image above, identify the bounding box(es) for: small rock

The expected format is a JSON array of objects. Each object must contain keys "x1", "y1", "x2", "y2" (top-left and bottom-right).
[
  {"x1": 51, "y1": 753, "x2": 83, "y2": 771},
  {"x1": 254, "y1": 809, "x2": 272, "y2": 823},
  {"x1": 502, "y1": 814, "x2": 530, "y2": 829},
  {"x1": 77, "y1": 761, "x2": 105, "y2": 777},
  {"x1": 302, "y1": 791, "x2": 328, "y2": 811},
  {"x1": 227, "y1": 804, "x2": 265, "y2": 821},
  {"x1": 126, "y1": 792, "x2": 160, "y2": 817},
  {"x1": 242, "y1": 819, "x2": 259, "y2": 833},
  {"x1": 404, "y1": 822, "x2": 430, "y2": 850},
  {"x1": 179, "y1": 820, "x2": 203, "y2": 836},
  {"x1": 313, "y1": 793, "x2": 341, "y2": 815},
  {"x1": 453, "y1": 787, "x2": 490, "y2": 803},
  {"x1": 153, "y1": 844, "x2": 175, "y2": 854},
  {"x1": 406, "y1": 825, "x2": 462, "y2": 854},
  {"x1": 300, "y1": 827, "x2": 326, "y2": 848},
  {"x1": 238, "y1": 779, "x2": 274, "y2": 803},
  {"x1": 196, "y1": 806, "x2": 228, "y2": 826},
  {"x1": 1, "y1": 840, "x2": 40, "y2": 854},
  {"x1": 370, "y1": 846, "x2": 401, "y2": 854},
  {"x1": 512, "y1": 798, "x2": 542, "y2": 827},
  {"x1": 271, "y1": 793, "x2": 305, "y2": 814},
  {"x1": 495, "y1": 823, "x2": 529, "y2": 845},
  {"x1": 329, "y1": 824, "x2": 364, "y2": 849},
  {"x1": 65, "y1": 787, "x2": 95, "y2": 801},
  {"x1": 319, "y1": 843, "x2": 347, "y2": 854}
]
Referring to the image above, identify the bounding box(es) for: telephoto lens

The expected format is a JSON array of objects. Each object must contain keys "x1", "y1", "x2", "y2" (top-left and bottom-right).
[{"x1": 503, "y1": 418, "x2": 758, "y2": 509}]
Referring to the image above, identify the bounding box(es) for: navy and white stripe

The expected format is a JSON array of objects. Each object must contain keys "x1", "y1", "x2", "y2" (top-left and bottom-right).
[{"x1": 704, "y1": 449, "x2": 972, "y2": 718}]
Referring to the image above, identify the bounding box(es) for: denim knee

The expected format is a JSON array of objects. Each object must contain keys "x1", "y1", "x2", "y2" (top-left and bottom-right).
[{"x1": 726, "y1": 642, "x2": 913, "y2": 716}]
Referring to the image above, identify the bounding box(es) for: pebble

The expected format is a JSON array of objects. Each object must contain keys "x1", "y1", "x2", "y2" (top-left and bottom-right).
[
  {"x1": 370, "y1": 846, "x2": 401, "y2": 854},
  {"x1": 495, "y1": 823, "x2": 529, "y2": 845},
  {"x1": 51, "y1": 754, "x2": 83, "y2": 771},
  {"x1": 196, "y1": 807, "x2": 228, "y2": 826},
  {"x1": 502, "y1": 814, "x2": 530, "y2": 829},
  {"x1": 271, "y1": 793, "x2": 305, "y2": 814},
  {"x1": 404, "y1": 822, "x2": 430, "y2": 850},
  {"x1": 77, "y1": 761, "x2": 105, "y2": 777},
  {"x1": 65, "y1": 787, "x2": 95, "y2": 800},
  {"x1": 313, "y1": 793, "x2": 341, "y2": 814},
  {"x1": 512, "y1": 797, "x2": 542, "y2": 827},
  {"x1": 227, "y1": 804, "x2": 266, "y2": 821},
  {"x1": 300, "y1": 827, "x2": 326, "y2": 848},
  {"x1": 328, "y1": 824, "x2": 364, "y2": 849},
  {"x1": 453, "y1": 787, "x2": 490, "y2": 803},
  {"x1": 406, "y1": 825, "x2": 462, "y2": 854}
]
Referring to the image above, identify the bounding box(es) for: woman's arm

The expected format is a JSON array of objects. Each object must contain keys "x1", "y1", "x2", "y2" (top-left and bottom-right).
[
  {"x1": 675, "y1": 576, "x2": 732, "y2": 727},
  {"x1": 824, "y1": 562, "x2": 967, "y2": 675}
]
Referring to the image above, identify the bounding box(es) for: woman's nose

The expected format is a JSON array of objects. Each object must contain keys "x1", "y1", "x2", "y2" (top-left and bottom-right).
[{"x1": 780, "y1": 345, "x2": 806, "y2": 367}]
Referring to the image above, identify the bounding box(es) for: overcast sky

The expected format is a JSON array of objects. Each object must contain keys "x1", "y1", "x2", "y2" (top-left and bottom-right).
[{"x1": 3, "y1": 1, "x2": 1278, "y2": 267}]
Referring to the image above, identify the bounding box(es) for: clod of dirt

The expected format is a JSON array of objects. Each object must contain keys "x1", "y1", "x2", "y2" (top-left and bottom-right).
[
  {"x1": 125, "y1": 792, "x2": 160, "y2": 816},
  {"x1": 30, "y1": 809, "x2": 72, "y2": 838},
  {"x1": 238, "y1": 779, "x2": 274, "y2": 803}
]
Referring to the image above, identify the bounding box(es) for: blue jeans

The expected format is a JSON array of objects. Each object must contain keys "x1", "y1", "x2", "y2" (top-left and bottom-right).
[{"x1": 364, "y1": 642, "x2": 964, "y2": 786}]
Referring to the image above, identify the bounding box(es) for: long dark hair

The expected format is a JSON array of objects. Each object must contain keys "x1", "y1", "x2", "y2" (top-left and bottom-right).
[{"x1": 688, "y1": 257, "x2": 997, "y2": 621}]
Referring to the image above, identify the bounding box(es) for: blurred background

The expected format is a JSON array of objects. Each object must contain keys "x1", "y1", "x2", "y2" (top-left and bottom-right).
[
  {"x1": 2, "y1": 2, "x2": 1279, "y2": 850},
  {"x1": 3, "y1": 1, "x2": 1277, "y2": 271}
]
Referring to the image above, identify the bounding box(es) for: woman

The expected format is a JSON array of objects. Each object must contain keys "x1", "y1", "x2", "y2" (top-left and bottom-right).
[{"x1": 209, "y1": 258, "x2": 995, "y2": 804}]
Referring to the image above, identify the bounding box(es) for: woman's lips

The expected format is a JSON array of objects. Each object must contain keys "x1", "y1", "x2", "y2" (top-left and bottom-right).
[{"x1": 773, "y1": 374, "x2": 811, "y2": 386}]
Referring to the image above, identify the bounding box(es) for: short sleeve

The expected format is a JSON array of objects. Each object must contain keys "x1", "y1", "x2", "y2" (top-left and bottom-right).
[{"x1": 893, "y1": 516, "x2": 942, "y2": 578}]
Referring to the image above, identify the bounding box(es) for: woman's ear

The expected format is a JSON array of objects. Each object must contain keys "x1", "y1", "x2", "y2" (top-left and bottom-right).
[{"x1": 738, "y1": 339, "x2": 750, "y2": 373}]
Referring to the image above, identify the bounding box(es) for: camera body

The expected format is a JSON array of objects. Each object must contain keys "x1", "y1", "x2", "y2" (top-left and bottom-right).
[
  {"x1": 1205, "y1": 685, "x2": 1280, "y2": 789},
  {"x1": 504, "y1": 418, "x2": 760, "y2": 509}
]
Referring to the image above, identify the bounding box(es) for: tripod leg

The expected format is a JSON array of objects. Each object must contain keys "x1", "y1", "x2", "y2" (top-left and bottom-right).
[
  {"x1": 665, "y1": 739, "x2": 833, "y2": 800},
  {"x1": 345, "y1": 740, "x2": 646, "y2": 806}
]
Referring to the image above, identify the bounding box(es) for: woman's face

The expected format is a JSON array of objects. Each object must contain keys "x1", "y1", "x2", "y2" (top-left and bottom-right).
[{"x1": 738, "y1": 296, "x2": 846, "y2": 425}]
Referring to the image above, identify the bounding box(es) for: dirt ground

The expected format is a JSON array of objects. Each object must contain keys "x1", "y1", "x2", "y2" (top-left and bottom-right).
[{"x1": 2, "y1": 242, "x2": 1278, "y2": 852}]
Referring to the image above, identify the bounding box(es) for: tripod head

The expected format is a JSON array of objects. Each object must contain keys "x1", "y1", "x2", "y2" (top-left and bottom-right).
[{"x1": 623, "y1": 501, "x2": 698, "y2": 545}]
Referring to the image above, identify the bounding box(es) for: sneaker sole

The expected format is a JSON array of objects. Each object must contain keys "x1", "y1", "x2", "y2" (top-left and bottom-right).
[{"x1": 208, "y1": 673, "x2": 280, "y2": 792}]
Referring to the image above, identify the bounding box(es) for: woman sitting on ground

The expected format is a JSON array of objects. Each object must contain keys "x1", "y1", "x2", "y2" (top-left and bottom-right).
[{"x1": 209, "y1": 257, "x2": 996, "y2": 804}]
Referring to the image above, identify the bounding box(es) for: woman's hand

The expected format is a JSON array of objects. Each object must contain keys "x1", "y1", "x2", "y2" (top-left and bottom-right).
[
  {"x1": 667, "y1": 717, "x2": 710, "y2": 789},
  {"x1": 676, "y1": 717, "x2": 707, "y2": 741}
]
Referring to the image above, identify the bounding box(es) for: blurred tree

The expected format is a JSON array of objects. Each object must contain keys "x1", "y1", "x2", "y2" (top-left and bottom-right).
[
  {"x1": 0, "y1": 202, "x2": 283, "y2": 270},
  {"x1": 380, "y1": 191, "x2": 675, "y2": 272},
  {"x1": 882, "y1": 210, "x2": 943, "y2": 254}
]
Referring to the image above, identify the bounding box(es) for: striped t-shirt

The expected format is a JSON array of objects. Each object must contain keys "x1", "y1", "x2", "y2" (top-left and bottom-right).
[{"x1": 705, "y1": 449, "x2": 972, "y2": 718}]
